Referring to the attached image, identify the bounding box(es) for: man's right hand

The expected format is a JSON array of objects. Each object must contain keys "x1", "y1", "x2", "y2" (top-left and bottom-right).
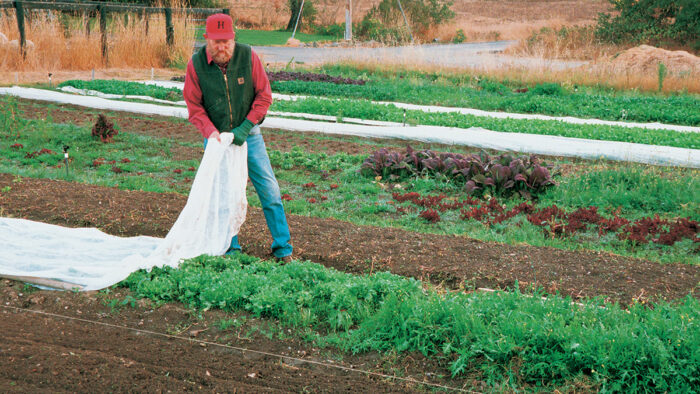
[{"x1": 209, "y1": 130, "x2": 222, "y2": 143}]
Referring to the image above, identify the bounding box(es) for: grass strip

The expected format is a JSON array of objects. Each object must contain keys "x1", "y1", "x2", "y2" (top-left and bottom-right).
[
  {"x1": 121, "y1": 253, "x2": 700, "y2": 392},
  {"x1": 0, "y1": 99, "x2": 199, "y2": 194},
  {"x1": 234, "y1": 28, "x2": 339, "y2": 46},
  {"x1": 2, "y1": 99, "x2": 697, "y2": 264}
]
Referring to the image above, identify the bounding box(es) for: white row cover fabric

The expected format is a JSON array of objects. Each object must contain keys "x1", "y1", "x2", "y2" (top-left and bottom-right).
[
  {"x1": 143, "y1": 80, "x2": 700, "y2": 134},
  {"x1": 60, "y1": 85, "x2": 187, "y2": 106},
  {"x1": 1, "y1": 86, "x2": 698, "y2": 167},
  {"x1": 261, "y1": 117, "x2": 700, "y2": 168},
  {"x1": 58, "y1": 86, "x2": 403, "y2": 127},
  {"x1": 0, "y1": 133, "x2": 248, "y2": 290}
]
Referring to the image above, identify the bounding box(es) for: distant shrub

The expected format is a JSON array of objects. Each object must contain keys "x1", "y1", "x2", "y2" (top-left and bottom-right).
[
  {"x1": 314, "y1": 23, "x2": 345, "y2": 38},
  {"x1": 530, "y1": 83, "x2": 565, "y2": 96},
  {"x1": 452, "y1": 28, "x2": 466, "y2": 44},
  {"x1": 596, "y1": 0, "x2": 700, "y2": 47}
]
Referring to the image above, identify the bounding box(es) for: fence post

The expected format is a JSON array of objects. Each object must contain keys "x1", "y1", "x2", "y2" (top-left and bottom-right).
[
  {"x1": 99, "y1": 4, "x2": 108, "y2": 65},
  {"x1": 13, "y1": 0, "x2": 26, "y2": 58},
  {"x1": 143, "y1": 9, "x2": 148, "y2": 35},
  {"x1": 165, "y1": 7, "x2": 173, "y2": 47}
]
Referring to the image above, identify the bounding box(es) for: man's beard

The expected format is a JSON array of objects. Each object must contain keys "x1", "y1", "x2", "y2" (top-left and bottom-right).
[{"x1": 209, "y1": 47, "x2": 233, "y2": 64}]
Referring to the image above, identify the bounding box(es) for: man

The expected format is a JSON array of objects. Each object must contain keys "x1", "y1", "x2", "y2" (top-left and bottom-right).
[{"x1": 183, "y1": 13, "x2": 293, "y2": 263}]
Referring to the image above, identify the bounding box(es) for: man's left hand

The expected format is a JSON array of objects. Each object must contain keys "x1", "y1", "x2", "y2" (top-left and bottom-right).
[{"x1": 231, "y1": 119, "x2": 254, "y2": 146}]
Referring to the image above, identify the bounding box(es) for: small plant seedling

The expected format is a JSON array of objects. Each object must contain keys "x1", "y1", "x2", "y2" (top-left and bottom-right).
[{"x1": 92, "y1": 114, "x2": 119, "y2": 143}]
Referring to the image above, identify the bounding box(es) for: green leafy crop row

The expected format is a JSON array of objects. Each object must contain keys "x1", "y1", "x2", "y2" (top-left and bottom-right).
[
  {"x1": 271, "y1": 73, "x2": 700, "y2": 126},
  {"x1": 56, "y1": 75, "x2": 700, "y2": 129},
  {"x1": 122, "y1": 254, "x2": 700, "y2": 392},
  {"x1": 273, "y1": 97, "x2": 700, "y2": 149},
  {"x1": 58, "y1": 79, "x2": 183, "y2": 102}
]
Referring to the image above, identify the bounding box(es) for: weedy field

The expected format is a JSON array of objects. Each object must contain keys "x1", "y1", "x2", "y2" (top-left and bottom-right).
[{"x1": 1, "y1": 63, "x2": 699, "y2": 391}]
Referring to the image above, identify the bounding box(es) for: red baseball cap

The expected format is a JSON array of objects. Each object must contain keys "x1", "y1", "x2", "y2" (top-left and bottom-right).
[{"x1": 204, "y1": 13, "x2": 234, "y2": 40}]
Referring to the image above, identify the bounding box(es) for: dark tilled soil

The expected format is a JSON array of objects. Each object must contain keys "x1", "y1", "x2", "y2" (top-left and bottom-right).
[
  {"x1": 0, "y1": 282, "x2": 467, "y2": 392},
  {"x1": 1, "y1": 98, "x2": 698, "y2": 392}
]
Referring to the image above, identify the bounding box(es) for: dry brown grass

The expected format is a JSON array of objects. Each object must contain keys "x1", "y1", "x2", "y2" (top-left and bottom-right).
[
  {"x1": 504, "y1": 25, "x2": 620, "y2": 60},
  {"x1": 0, "y1": 68, "x2": 183, "y2": 86},
  {"x1": 0, "y1": 6, "x2": 194, "y2": 72},
  {"x1": 331, "y1": 51, "x2": 700, "y2": 94},
  {"x1": 426, "y1": 0, "x2": 610, "y2": 43}
]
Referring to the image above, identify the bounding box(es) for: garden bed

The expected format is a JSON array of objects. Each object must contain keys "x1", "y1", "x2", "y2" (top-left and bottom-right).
[
  {"x1": 1, "y1": 98, "x2": 698, "y2": 392},
  {"x1": 1, "y1": 99, "x2": 698, "y2": 304}
]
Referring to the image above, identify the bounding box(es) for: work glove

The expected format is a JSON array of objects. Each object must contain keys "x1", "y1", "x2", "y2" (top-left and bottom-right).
[{"x1": 231, "y1": 119, "x2": 254, "y2": 146}]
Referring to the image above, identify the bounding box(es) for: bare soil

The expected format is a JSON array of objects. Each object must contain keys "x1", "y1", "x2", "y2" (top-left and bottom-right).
[
  {"x1": 0, "y1": 282, "x2": 467, "y2": 392},
  {"x1": 1, "y1": 99, "x2": 698, "y2": 392}
]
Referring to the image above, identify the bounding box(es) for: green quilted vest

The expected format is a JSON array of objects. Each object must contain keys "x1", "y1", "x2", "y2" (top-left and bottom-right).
[{"x1": 192, "y1": 43, "x2": 255, "y2": 133}]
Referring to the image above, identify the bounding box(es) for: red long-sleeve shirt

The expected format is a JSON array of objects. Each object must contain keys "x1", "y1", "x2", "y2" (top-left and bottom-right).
[{"x1": 183, "y1": 47, "x2": 272, "y2": 139}]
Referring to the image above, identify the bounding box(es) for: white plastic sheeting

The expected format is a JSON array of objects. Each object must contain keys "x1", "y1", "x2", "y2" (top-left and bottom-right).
[
  {"x1": 57, "y1": 86, "x2": 403, "y2": 127},
  {"x1": 143, "y1": 80, "x2": 700, "y2": 134},
  {"x1": 1, "y1": 86, "x2": 189, "y2": 118},
  {"x1": 60, "y1": 85, "x2": 188, "y2": 106},
  {"x1": 260, "y1": 117, "x2": 700, "y2": 168},
  {"x1": 0, "y1": 133, "x2": 248, "y2": 290},
  {"x1": 1, "y1": 86, "x2": 698, "y2": 167}
]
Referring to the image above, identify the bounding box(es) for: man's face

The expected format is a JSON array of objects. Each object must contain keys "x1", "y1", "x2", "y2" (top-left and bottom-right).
[{"x1": 206, "y1": 38, "x2": 235, "y2": 64}]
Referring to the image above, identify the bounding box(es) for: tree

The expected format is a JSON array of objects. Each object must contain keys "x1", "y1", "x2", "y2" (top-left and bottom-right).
[
  {"x1": 357, "y1": 0, "x2": 454, "y2": 43},
  {"x1": 285, "y1": 0, "x2": 317, "y2": 32},
  {"x1": 596, "y1": 0, "x2": 699, "y2": 48}
]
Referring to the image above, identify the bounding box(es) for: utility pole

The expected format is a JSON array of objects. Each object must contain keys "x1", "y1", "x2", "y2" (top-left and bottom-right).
[
  {"x1": 345, "y1": 0, "x2": 352, "y2": 41},
  {"x1": 396, "y1": 0, "x2": 414, "y2": 43},
  {"x1": 291, "y1": 0, "x2": 305, "y2": 39}
]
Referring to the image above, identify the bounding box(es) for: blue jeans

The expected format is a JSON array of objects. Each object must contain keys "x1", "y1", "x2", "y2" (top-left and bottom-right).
[{"x1": 204, "y1": 133, "x2": 293, "y2": 258}]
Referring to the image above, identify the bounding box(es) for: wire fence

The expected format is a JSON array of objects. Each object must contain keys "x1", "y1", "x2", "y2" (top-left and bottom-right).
[{"x1": 0, "y1": 0, "x2": 227, "y2": 63}]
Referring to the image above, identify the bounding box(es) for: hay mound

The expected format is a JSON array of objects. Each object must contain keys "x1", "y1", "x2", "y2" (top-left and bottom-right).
[
  {"x1": 285, "y1": 37, "x2": 302, "y2": 47},
  {"x1": 594, "y1": 45, "x2": 700, "y2": 75}
]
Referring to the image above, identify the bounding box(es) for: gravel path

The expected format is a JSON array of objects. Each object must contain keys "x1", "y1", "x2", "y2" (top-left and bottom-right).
[{"x1": 253, "y1": 41, "x2": 587, "y2": 70}]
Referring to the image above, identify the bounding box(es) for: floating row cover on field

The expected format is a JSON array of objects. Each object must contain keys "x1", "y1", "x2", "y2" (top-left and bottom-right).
[
  {"x1": 0, "y1": 133, "x2": 247, "y2": 290},
  {"x1": 145, "y1": 80, "x2": 700, "y2": 134},
  {"x1": 1, "y1": 86, "x2": 698, "y2": 168}
]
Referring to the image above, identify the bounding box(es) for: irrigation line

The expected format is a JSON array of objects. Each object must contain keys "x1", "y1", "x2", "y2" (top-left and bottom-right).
[{"x1": 1, "y1": 304, "x2": 477, "y2": 393}]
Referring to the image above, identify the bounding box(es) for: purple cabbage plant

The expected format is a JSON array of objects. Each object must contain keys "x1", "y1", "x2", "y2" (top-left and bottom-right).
[{"x1": 361, "y1": 146, "x2": 556, "y2": 198}]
